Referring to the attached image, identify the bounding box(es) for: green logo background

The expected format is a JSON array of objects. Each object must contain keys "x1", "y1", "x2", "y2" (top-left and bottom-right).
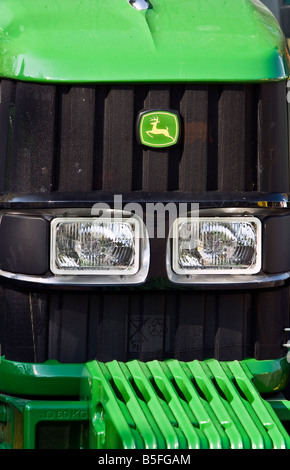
[{"x1": 139, "y1": 110, "x2": 180, "y2": 148}]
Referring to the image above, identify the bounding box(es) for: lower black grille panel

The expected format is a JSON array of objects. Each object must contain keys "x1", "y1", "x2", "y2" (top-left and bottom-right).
[{"x1": 1, "y1": 286, "x2": 288, "y2": 364}]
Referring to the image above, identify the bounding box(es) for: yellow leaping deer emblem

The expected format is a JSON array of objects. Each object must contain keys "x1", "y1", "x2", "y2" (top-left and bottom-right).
[{"x1": 146, "y1": 116, "x2": 175, "y2": 141}]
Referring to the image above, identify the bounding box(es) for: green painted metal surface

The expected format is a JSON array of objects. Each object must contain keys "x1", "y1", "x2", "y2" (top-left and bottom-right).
[
  {"x1": 0, "y1": 395, "x2": 90, "y2": 449},
  {"x1": 0, "y1": 356, "x2": 290, "y2": 448},
  {"x1": 23, "y1": 401, "x2": 89, "y2": 449},
  {"x1": 243, "y1": 357, "x2": 290, "y2": 394},
  {"x1": 82, "y1": 359, "x2": 290, "y2": 449},
  {"x1": 0, "y1": 0, "x2": 288, "y2": 83},
  {"x1": 0, "y1": 357, "x2": 83, "y2": 397},
  {"x1": 0, "y1": 355, "x2": 288, "y2": 398}
]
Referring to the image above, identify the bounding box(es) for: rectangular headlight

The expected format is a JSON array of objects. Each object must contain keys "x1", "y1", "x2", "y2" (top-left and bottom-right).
[
  {"x1": 50, "y1": 217, "x2": 140, "y2": 275},
  {"x1": 172, "y1": 217, "x2": 262, "y2": 275}
]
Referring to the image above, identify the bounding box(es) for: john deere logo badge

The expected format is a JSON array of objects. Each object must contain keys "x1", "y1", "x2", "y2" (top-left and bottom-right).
[{"x1": 137, "y1": 109, "x2": 180, "y2": 148}]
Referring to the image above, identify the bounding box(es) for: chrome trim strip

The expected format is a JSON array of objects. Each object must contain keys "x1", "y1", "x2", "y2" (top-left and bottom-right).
[{"x1": 128, "y1": 0, "x2": 152, "y2": 10}]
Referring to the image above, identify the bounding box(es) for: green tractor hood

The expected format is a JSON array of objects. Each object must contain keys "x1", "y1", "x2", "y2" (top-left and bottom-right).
[{"x1": 0, "y1": 0, "x2": 289, "y2": 83}]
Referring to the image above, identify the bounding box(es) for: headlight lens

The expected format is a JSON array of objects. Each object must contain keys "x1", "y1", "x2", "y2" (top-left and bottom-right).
[
  {"x1": 172, "y1": 217, "x2": 262, "y2": 275},
  {"x1": 50, "y1": 217, "x2": 140, "y2": 275}
]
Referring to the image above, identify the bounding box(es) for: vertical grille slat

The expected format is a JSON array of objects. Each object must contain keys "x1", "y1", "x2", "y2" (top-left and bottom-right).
[
  {"x1": 174, "y1": 294, "x2": 205, "y2": 361},
  {"x1": 168, "y1": 85, "x2": 184, "y2": 191},
  {"x1": 179, "y1": 85, "x2": 208, "y2": 192},
  {"x1": 142, "y1": 86, "x2": 171, "y2": 192},
  {"x1": 245, "y1": 85, "x2": 259, "y2": 192},
  {"x1": 207, "y1": 85, "x2": 220, "y2": 191},
  {"x1": 217, "y1": 85, "x2": 246, "y2": 191},
  {"x1": 10, "y1": 82, "x2": 56, "y2": 194},
  {"x1": 0, "y1": 79, "x2": 288, "y2": 195},
  {"x1": 215, "y1": 293, "x2": 249, "y2": 361},
  {"x1": 0, "y1": 80, "x2": 16, "y2": 193},
  {"x1": 257, "y1": 81, "x2": 290, "y2": 193},
  {"x1": 102, "y1": 86, "x2": 134, "y2": 192},
  {"x1": 92, "y1": 85, "x2": 107, "y2": 190},
  {"x1": 58, "y1": 85, "x2": 96, "y2": 192}
]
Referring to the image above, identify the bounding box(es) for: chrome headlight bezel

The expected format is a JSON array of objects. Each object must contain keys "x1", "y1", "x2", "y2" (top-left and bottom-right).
[
  {"x1": 50, "y1": 216, "x2": 141, "y2": 276},
  {"x1": 167, "y1": 215, "x2": 262, "y2": 283},
  {"x1": 49, "y1": 210, "x2": 149, "y2": 284}
]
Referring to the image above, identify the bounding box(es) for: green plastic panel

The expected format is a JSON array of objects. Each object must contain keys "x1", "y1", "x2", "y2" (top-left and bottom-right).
[
  {"x1": 83, "y1": 359, "x2": 290, "y2": 449},
  {"x1": 0, "y1": 0, "x2": 289, "y2": 83}
]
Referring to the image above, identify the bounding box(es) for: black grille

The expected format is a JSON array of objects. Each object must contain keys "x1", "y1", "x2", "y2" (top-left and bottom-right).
[
  {"x1": 1, "y1": 286, "x2": 289, "y2": 364},
  {"x1": 0, "y1": 80, "x2": 288, "y2": 195},
  {"x1": 0, "y1": 79, "x2": 289, "y2": 365}
]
